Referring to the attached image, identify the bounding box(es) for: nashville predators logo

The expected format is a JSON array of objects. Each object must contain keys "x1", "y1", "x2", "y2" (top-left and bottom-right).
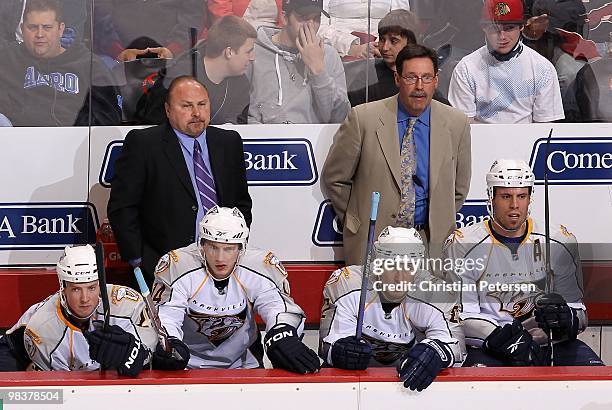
[
  {"x1": 24, "y1": 327, "x2": 41, "y2": 358},
  {"x1": 449, "y1": 305, "x2": 462, "y2": 324},
  {"x1": 111, "y1": 286, "x2": 141, "y2": 304},
  {"x1": 494, "y1": 2, "x2": 511, "y2": 17},
  {"x1": 187, "y1": 308, "x2": 247, "y2": 346},
  {"x1": 488, "y1": 287, "x2": 543, "y2": 320},
  {"x1": 560, "y1": 225, "x2": 574, "y2": 238},
  {"x1": 325, "y1": 267, "x2": 351, "y2": 286},
  {"x1": 264, "y1": 251, "x2": 288, "y2": 277}
]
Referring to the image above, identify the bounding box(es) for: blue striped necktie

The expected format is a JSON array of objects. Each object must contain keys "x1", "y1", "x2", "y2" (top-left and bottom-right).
[{"x1": 193, "y1": 139, "x2": 218, "y2": 212}]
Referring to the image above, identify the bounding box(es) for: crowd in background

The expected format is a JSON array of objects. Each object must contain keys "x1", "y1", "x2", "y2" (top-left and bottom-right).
[{"x1": 0, "y1": 0, "x2": 610, "y2": 127}]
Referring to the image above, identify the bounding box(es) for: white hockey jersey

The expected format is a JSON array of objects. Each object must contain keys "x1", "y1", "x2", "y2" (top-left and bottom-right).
[
  {"x1": 5, "y1": 285, "x2": 157, "y2": 371},
  {"x1": 443, "y1": 218, "x2": 585, "y2": 347},
  {"x1": 152, "y1": 244, "x2": 306, "y2": 369},
  {"x1": 319, "y1": 265, "x2": 465, "y2": 367}
]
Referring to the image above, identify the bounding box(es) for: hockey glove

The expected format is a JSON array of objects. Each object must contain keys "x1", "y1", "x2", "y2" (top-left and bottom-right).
[
  {"x1": 397, "y1": 340, "x2": 449, "y2": 392},
  {"x1": 264, "y1": 324, "x2": 321, "y2": 374},
  {"x1": 152, "y1": 337, "x2": 190, "y2": 370},
  {"x1": 483, "y1": 320, "x2": 546, "y2": 366},
  {"x1": 330, "y1": 336, "x2": 372, "y2": 370},
  {"x1": 535, "y1": 293, "x2": 580, "y2": 342},
  {"x1": 84, "y1": 322, "x2": 147, "y2": 377}
]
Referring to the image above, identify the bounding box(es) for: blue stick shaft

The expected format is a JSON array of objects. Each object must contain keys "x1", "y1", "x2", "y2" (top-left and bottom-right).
[{"x1": 356, "y1": 192, "x2": 380, "y2": 339}]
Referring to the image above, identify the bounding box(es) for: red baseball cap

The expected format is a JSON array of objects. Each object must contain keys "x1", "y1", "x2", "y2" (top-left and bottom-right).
[{"x1": 481, "y1": 0, "x2": 525, "y2": 24}]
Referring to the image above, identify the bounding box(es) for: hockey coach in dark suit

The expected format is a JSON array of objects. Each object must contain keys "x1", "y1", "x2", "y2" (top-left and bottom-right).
[{"x1": 108, "y1": 76, "x2": 252, "y2": 283}]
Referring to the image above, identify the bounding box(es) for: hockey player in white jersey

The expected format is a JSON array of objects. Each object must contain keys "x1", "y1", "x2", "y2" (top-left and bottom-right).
[
  {"x1": 444, "y1": 159, "x2": 603, "y2": 366},
  {"x1": 151, "y1": 206, "x2": 320, "y2": 373},
  {"x1": 320, "y1": 227, "x2": 465, "y2": 391},
  {"x1": 0, "y1": 245, "x2": 157, "y2": 374}
]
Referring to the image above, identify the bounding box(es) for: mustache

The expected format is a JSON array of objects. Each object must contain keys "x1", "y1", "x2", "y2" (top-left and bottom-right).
[{"x1": 409, "y1": 92, "x2": 427, "y2": 97}]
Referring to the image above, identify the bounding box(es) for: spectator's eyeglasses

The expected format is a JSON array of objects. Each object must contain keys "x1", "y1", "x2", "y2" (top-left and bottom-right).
[
  {"x1": 482, "y1": 23, "x2": 522, "y2": 34},
  {"x1": 399, "y1": 74, "x2": 435, "y2": 85}
]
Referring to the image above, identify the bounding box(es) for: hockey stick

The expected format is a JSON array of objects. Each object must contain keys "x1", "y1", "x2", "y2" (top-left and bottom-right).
[
  {"x1": 133, "y1": 267, "x2": 184, "y2": 361},
  {"x1": 544, "y1": 128, "x2": 554, "y2": 295},
  {"x1": 95, "y1": 242, "x2": 110, "y2": 331},
  {"x1": 190, "y1": 27, "x2": 198, "y2": 78},
  {"x1": 535, "y1": 128, "x2": 558, "y2": 366},
  {"x1": 95, "y1": 241, "x2": 110, "y2": 371},
  {"x1": 355, "y1": 192, "x2": 381, "y2": 339}
]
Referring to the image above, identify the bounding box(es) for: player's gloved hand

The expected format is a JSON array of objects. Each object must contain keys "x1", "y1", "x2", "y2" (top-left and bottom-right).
[
  {"x1": 84, "y1": 322, "x2": 147, "y2": 377},
  {"x1": 535, "y1": 293, "x2": 579, "y2": 342},
  {"x1": 330, "y1": 336, "x2": 372, "y2": 370},
  {"x1": 264, "y1": 324, "x2": 321, "y2": 374},
  {"x1": 397, "y1": 340, "x2": 449, "y2": 392},
  {"x1": 152, "y1": 337, "x2": 190, "y2": 370},
  {"x1": 483, "y1": 320, "x2": 544, "y2": 366}
]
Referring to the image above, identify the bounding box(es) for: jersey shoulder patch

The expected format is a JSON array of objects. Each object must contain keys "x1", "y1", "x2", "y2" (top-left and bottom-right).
[
  {"x1": 23, "y1": 327, "x2": 42, "y2": 359},
  {"x1": 240, "y1": 247, "x2": 290, "y2": 293},
  {"x1": 155, "y1": 243, "x2": 202, "y2": 286},
  {"x1": 324, "y1": 266, "x2": 361, "y2": 302},
  {"x1": 110, "y1": 285, "x2": 141, "y2": 305}
]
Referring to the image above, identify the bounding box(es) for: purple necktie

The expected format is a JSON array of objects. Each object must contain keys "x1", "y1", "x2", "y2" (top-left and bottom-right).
[{"x1": 193, "y1": 139, "x2": 218, "y2": 212}]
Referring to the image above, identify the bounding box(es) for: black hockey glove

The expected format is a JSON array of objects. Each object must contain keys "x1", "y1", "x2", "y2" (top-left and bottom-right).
[
  {"x1": 264, "y1": 324, "x2": 321, "y2": 374},
  {"x1": 84, "y1": 322, "x2": 147, "y2": 377},
  {"x1": 152, "y1": 337, "x2": 190, "y2": 370},
  {"x1": 483, "y1": 320, "x2": 547, "y2": 366},
  {"x1": 330, "y1": 336, "x2": 372, "y2": 370},
  {"x1": 535, "y1": 293, "x2": 580, "y2": 342},
  {"x1": 397, "y1": 340, "x2": 449, "y2": 392}
]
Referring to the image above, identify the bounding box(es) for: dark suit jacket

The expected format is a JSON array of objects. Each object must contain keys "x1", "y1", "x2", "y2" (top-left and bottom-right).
[{"x1": 107, "y1": 122, "x2": 252, "y2": 280}]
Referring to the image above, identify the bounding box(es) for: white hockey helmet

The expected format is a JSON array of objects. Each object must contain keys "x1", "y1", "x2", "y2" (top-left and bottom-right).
[
  {"x1": 374, "y1": 226, "x2": 425, "y2": 260},
  {"x1": 198, "y1": 206, "x2": 249, "y2": 246},
  {"x1": 57, "y1": 244, "x2": 99, "y2": 284},
  {"x1": 486, "y1": 159, "x2": 535, "y2": 216},
  {"x1": 57, "y1": 244, "x2": 100, "y2": 320},
  {"x1": 198, "y1": 206, "x2": 249, "y2": 278}
]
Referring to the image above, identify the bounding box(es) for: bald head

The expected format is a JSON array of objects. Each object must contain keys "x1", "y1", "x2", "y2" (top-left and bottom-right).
[{"x1": 165, "y1": 76, "x2": 211, "y2": 137}]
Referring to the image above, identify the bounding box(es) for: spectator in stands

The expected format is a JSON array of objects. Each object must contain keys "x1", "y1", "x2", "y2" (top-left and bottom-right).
[
  {"x1": 208, "y1": 0, "x2": 283, "y2": 29},
  {"x1": 0, "y1": 0, "x2": 121, "y2": 126},
  {"x1": 409, "y1": 0, "x2": 485, "y2": 98},
  {"x1": 448, "y1": 0, "x2": 564, "y2": 123},
  {"x1": 583, "y1": 0, "x2": 612, "y2": 55},
  {"x1": 0, "y1": 0, "x2": 85, "y2": 49},
  {"x1": 137, "y1": 16, "x2": 256, "y2": 125},
  {"x1": 317, "y1": 0, "x2": 411, "y2": 59},
  {"x1": 574, "y1": 42, "x2": 612, "y2": 122},
  {"x1": 248, "y1": 0, "x2": 350, "y2": 123},
  {"x1": 347, "y1": 10, "x2": 449, "y2": 107},
  {"x1": 523, "y1": 0, "x2": 589, "y2": 121},
  {"x1": 93, "y1": 0, "x2": 206, "y2": 62}
]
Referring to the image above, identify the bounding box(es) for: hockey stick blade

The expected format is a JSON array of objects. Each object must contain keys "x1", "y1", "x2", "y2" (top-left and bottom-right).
[{"x1": 356, "y1": 192, "x2": 380, "y2": 339}]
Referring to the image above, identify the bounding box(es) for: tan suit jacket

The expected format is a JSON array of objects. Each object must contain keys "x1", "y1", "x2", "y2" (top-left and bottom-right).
[{"x1": 322, "y1": 96, "x2": 471, "y2": 265}]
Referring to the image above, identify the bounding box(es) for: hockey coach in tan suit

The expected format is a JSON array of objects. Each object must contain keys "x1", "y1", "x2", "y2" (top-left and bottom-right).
[{"x1": 322, "y1": 44, "x2": 471, "y2": 265}]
